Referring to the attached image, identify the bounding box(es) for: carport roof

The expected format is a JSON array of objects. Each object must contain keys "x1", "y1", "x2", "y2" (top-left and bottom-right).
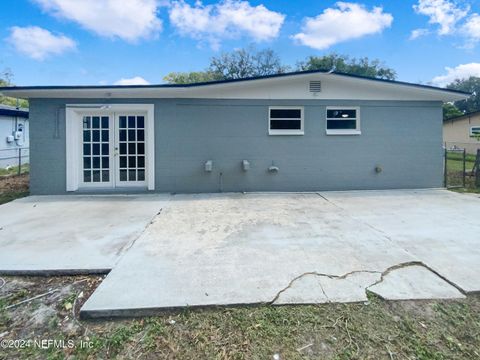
[
  {"x1": 0, "y1": 69, "x2": 471, "y2": 102},
  {"x1": 0, "y1": 104, "x2": 29, "y2": 118}
]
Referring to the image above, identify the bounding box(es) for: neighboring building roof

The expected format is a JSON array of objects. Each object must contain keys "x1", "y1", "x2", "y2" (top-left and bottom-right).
[
  {"x1": 0, "y1": 104, "x2": 29, "y2": 118},
  {"x1": 0, "y1": 69, "x2": 471, "y2": 102},
  {"x1": 444, "y1": 110, "x2": 480, "y2": 123}
]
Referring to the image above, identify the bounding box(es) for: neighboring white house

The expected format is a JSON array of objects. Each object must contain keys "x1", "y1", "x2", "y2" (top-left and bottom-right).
[{"x1": 0, "y1": 104, "x2": 29, "y2": 169}]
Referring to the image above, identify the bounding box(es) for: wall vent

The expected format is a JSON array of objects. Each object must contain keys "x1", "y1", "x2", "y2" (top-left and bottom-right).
[{"x1": 309, "y1": 81, "x2": 322, "y2": 93}]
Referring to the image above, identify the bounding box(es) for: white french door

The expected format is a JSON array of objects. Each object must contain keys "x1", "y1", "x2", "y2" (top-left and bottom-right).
[
  {"x1": 115, "y1": 113, "x2": 147, "y2": 186},
  {"x1": 80, "y1": 112, "x2": 147, "y2": 188}
]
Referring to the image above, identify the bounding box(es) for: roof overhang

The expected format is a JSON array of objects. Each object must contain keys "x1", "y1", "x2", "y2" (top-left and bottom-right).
[{"x1": 0, "y1": 70, "x2": 471, "y2": 102}]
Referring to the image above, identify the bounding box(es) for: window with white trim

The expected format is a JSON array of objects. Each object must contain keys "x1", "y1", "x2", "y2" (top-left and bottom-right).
[
  {"x1": 326, "y1": 107, "x2": 361, "y2": 135},
  {"x1": 470, "y1": 126, "x2": 480, "y2": 137},
  {"x1": 269, "y1": 107, "x2": 304, "y2": 135}
]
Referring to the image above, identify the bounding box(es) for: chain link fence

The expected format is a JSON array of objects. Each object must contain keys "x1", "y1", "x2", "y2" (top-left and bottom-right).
[
  {"x1": 0, "y1": 147, "x2": 30, "y2": 176},
  {"x1": 444, "y1": 143, "x2": 480, "y2": 189}
]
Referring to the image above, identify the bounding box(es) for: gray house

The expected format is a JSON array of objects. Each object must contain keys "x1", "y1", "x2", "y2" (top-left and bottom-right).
[{"x1": 0, "y1": 70, "x2": 469, "y2": 195}]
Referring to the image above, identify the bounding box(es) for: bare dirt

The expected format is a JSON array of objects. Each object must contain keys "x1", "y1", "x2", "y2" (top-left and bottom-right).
[{"x1": 0, "y1": 174, "x2": 29, "y2": 193}]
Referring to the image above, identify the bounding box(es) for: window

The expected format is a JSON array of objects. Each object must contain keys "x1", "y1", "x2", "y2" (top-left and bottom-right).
[
  {"x1": 470, "y1": 126, "x2": 480, "y2": 137},
  {"x1": 269, "y1": 107, "x2": 304, "y2": 135},
  {"x1": 326, "y1": 107, "x2": 361, "y2": 135}
]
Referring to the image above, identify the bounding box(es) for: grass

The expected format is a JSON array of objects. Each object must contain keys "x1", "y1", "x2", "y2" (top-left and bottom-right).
[
  {"x1": 0, "y1": 190, "x2": 29, "y2": 205},
  {"x1": 0, "y1": 163, "x2": 29, "y2": 177},
  {"x1": 1, "y1": 290, "x2": 479, "y2": 359}
]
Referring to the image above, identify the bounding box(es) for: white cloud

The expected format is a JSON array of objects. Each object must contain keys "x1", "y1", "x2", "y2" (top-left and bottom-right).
[
  {"x1": 431, "y1": 63, "x2": 480, "y2": 86},
  {"x1": 291, "y1": 2, "x2": 393, "y2": 50},
  {"x1": 413, "y1": 0, "x2": 469, "y2": 35},
  {"x1": 33, "y1": 0, "x2": 162, "y2": 42},
  {"x1": 114, "y1": 76, "x2": 150, "y2": 85},
  {"x1": 463, "y1": 13, "x2": 480, "y2": 45},
  {"x1": 169, "y1": 0, "x2": 285, "y2": 49},
  {"x1": 410, "y1": 28, "x2": 430, "y2": 39},
  {"x1": 7, "y1": 26, "x2": 76, "y2": 60}
]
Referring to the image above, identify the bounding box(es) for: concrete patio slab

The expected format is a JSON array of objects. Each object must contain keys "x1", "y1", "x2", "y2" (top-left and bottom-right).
[
  {"x1": 368, "y1": 265, "x2": 465, "y2": 300},
  {"x1": 81, "y1": 193, "x2": 416, "y2": 317},
  {"x1": 0, "y1": 195, "x2": 169, "y2": 273},
  {"x1": 3, "y1": 189, "x2": 478, "y2": 317},
  {"x1": 321, "y1": 189, "x2": 480, "y2": 293}
]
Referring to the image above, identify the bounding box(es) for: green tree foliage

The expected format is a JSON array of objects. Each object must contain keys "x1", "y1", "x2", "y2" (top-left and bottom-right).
[
  {"x1": 163, "y1": 47, "x2": 289, "y2": 84},
  {"x1": 447, "y1": 77, "x2": 480, "y2": 114},
  {"x1": 208, "y1": 48, "x2": 289, "y2": 80},
  {"x1": 0, "y1": 68, "x2": 28, "y2": 108},
  {"x1": 164, "y1": 50, "x2": 397, "y2": 84},
  {"x1": 297, "y1": 54, "x2": 397, "y2": 80},
  {"x1": 163, "y1": 71, "x2": 222, "y2": 84},
  {"x1": 443, "y1": 103, "x2": 464, "y2": 120}
]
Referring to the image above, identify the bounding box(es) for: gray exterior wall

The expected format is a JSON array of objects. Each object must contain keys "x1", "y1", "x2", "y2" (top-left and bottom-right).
[{"x1": 29, "y1": 98, "x2": 443, "y2": 195}]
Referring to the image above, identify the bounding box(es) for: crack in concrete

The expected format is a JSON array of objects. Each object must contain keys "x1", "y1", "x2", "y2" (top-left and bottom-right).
[
  {"x1": 366, "y1": 261, "x2": 467, "y2": 297},
  {"x1": 270, "y1": 260, "x2": 466, "y2": 305},
  {"x1": 268, "y1": 194, "x2": 468, "y2": 303},
  {"x1": 318, "y1": 281, "x2": 330, "y2": 303},
  {"x1": 270, "y1": 268, "x2": 380, "y2": 305},
  {"x1": 115, "y1": 207, "x2": 164, "y2": 258}
]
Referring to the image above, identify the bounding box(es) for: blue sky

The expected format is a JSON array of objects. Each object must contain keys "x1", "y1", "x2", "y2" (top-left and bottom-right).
[{"x1": 0, "y1": 0, "x2": 479, "y2": 87}]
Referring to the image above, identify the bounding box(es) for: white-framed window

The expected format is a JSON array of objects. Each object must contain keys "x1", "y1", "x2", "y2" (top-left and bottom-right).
[
  {"x1": 326, "y1": 107, "x2": 361, "y2": 135},
  {"x1": 470, "y1": 126, "x2": 480, "y2": 137},
  {"x1": 268, "y1": 106, "x2": 304, "y2": 135}
]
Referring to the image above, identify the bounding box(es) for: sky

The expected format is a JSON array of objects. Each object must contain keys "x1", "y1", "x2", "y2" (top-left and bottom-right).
[{"x1": 0, "y1": 0, "x2": 479, "y2": 87}]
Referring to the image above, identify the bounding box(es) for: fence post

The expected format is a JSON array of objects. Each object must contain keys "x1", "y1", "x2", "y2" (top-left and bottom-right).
[
  {"x1": 17, "y1": 148, "x2": 21, "y2": 176},
  {"x1": 476, "y1": 149, "x2": 480, "y2": 188},
  {"x1": 463, "y1": 148, "x2": 466, "y2": 188},
  {"x1": 444, "y1": 147, "x2": 447, "y2": 188}
]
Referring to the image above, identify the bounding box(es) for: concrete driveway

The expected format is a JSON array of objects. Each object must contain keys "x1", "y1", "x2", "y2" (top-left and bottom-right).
[
  {"x1": 0, "y1": 195, "x2": 169, "y2": 273},
  {"x1": 79, "y1": 190, "x2": 480, "y2": 318}
]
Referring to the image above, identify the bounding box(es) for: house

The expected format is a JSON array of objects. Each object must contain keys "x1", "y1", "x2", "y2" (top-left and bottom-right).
[
  {"x1": 443, "y1": 111, "x2": 480, "y2": 154},
  {"x1": 0, "y1": 104, "x2": 29, "y2": 169},
  {"x1": 0, "y1": 70, "x2": 469, "y2": 195}
]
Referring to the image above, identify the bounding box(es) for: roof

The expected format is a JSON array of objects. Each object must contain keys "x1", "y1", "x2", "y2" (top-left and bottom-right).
[
  {"x1": 0, "y1": 69, "x2": 471, "y2": 102},
  {"x1": 444, "y1": 110, "x2": 480, "y2": 123},
  {"x1": 0, "y1": 104, "x2": 29, "y2": 118}
]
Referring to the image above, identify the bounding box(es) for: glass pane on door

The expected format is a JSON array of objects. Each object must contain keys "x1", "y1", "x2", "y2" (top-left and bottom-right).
[
  {"x1": 118, "y1": 115, "x2": 146, "y2": 183},
  {"x1": 82, "y1": 115, "x2": 110, "y2": 183}
]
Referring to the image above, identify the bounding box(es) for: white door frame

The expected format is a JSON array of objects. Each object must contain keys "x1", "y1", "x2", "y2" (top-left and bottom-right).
[{"x1": 66, "y1": 104, "x2": 155, "y2": 191}]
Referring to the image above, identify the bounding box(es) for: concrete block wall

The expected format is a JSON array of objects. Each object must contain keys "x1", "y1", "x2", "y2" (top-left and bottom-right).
[{"x1": 29, "y1": 98, "x2": 443, "y2": 194}]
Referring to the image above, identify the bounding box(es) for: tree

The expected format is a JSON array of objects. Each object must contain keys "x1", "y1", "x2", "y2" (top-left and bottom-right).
[
  {"x1": 163, "y1": 47, "x2": 289, "y2": 84},
  {"x1": 0, "y1": 68, "x2": 28, "y2": 108},
  {"x1": 443, "y1": 103, "x2": 464, "y2": 120},
  {"x1": 209, "y1": 48, "x2": 289, "y2": 80},
  {"x1": 297, "y1": 54, "x2": 397, "y2": 80},
  {"x1": 447, "y1": 77, "x2": 480, "y2": 114},
  {"x1": 163, "y1": 71, "x2": 222, "y2": 84}
]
